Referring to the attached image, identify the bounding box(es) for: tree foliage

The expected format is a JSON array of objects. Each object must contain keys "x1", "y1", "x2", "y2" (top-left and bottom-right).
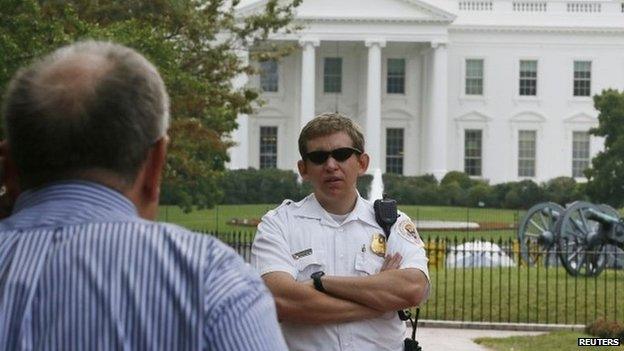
[
  {"x1": 1, "y1": 0, "x2": 301, "y2": 211},
  {"x1": 585, "y1": 89, "x2": 624, "y2": 207}
]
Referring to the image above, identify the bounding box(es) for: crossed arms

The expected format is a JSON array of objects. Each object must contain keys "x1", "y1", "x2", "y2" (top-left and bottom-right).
[{"x1": 261, "y1": 253, "x2": 429, "y2": 325}]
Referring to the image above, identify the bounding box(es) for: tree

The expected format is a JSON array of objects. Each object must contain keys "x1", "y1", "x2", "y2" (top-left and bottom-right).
[
  {"x1": 585, "y1": 89, "x2": 624, "y2": 207},
  {"x1": 1, "y1": 0, "x2": 301, "y2": 211}
]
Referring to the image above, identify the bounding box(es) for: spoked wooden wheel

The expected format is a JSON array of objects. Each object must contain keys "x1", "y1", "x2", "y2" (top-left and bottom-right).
[
  {"x1": 555, "y1": 201, "x2": 608, "y2": 277},
  {"x1": 518, "y1": 202, "x2": 563, "y2": 266}
]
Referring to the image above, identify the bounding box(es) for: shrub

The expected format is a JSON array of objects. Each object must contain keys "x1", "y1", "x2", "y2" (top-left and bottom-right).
[
  {"x1": 586, "y1": 319, "x2": 624, "y2": 341},
  {"x1": 215, "y1": 169, "x2": 594, "y2": 209},
  {"x1": 543, "y1": 177, "x2": 578, "y2": 206},
  {"x1": 467, "y1": 182, "x2": 494, "y2": 207},
  {"x1": 440, "y1": 171, "x2": 473, "y2": 190},
  {"x1": 219, "y1": 168, "x2": 301, "y2": 204},
  {"x1": 503, "y1": 180, "x2": 544, "y2": 209},
  {"x1": 384, "y1": 173, "x2": 441, "y2": 205}
]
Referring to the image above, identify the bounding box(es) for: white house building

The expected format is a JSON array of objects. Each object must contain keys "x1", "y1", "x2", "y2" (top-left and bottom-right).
[{"x1": 229, "y1": 0, "x2": 624, "y2": 184}]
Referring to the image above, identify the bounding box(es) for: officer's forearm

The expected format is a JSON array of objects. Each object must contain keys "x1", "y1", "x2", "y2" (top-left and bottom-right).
[
  {"x1": 321, "y1": 268, "x2": 428, "y2": 312},
  {"x1": 263, "y1": 272, "x2": 382, "y2": 324}
]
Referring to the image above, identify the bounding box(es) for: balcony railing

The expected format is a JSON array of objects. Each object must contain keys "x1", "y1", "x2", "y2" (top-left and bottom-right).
[
  {"x1": 513, "y1": 1, "x2": 548, "y2": 12},
  {"x1": 456, "y1": 0, "x2": 622, "y2": 14},
  {"x1": 458, "y1": 1, "x2": 493, "y2": 11}
]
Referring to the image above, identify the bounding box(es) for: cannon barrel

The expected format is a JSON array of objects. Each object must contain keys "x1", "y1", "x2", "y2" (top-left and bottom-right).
[{"x1": 585, "y1": 208, "x2": 619, "y2": 225}]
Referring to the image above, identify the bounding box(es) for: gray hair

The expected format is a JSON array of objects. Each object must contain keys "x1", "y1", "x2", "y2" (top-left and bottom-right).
[{"x1": 2, "y1": 40, "x2": 170, "y2": 189}]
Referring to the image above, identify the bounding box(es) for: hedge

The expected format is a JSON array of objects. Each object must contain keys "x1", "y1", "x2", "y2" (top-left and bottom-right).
[{"x1": 218, "y1": 169, "x2": 590, "y2": 210}]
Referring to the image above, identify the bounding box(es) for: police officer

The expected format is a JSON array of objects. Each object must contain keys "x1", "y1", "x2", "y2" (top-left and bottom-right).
[{"x1": 252, "y1": 113, "x2": 430, "y2": 351}]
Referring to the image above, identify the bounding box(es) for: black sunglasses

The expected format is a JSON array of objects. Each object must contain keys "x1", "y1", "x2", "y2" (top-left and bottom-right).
[{"x1": 305, "y1": 147, "x2": 362, "y2": 165}]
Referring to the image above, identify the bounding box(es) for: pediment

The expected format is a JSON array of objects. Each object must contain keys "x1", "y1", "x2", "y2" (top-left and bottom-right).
[
  {"x1": 256, "y1": 106, "x2": 287, "y2": 118},
  {"x1": 455, "y1": 111, "x2": 492, "y2": 122},
  {"x1": 383, "y1": 108, "x2": 413, "y2": 120},
  {"x1": 510, "y1": 111, "x2": 547, "y2": 123},
  {"x1": 563, "y1": 112, "x2": 597, "y2": 124},
  {"x1": 238, "y1": 0, "x2": 455, "y2": 23}
]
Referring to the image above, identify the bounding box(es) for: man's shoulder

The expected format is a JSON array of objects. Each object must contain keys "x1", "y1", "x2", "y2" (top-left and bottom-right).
[{"x1": 263, "y1": 195, "x2": 310, "y2": 218}]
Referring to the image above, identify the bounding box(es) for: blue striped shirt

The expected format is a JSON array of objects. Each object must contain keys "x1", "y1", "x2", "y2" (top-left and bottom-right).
[{"x1": 0, "y1": 181, "x2": 287, "y2": 351}]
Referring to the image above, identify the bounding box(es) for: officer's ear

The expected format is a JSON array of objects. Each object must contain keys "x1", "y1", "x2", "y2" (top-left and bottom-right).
[
  {"x1": 357, "y1": 152, "x2": 369, "y2": 176},
  {"x1": 297, "y1": 159, "x2": 309, "y2": 181}
]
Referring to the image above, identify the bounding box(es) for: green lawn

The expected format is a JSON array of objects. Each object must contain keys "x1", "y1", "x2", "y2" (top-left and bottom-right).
[
  {"x1": 159, "y1": 204, "x2": 624, "y2": 326},
  {"x1": 475, "y1": 331, "x2": 624, "y2": 351},
  {"x1": 420, "y1": 267, "x2": 624, "y2": 325},
  {"x1": 157, "y1": 204, "x2": 522, "y2": 241}
]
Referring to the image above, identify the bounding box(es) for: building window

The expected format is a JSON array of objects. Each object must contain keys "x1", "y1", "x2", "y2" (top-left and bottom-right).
[
  {"x1": 573, "y1": 61, "x2": 591, "y2": 97},
  {"x1": 572, "y1": 131, "x2": 590, "y2": 178},
  {"x1": 387, "y1": 59, "x2": 406, "y2": 94},
  {"x1": 518, "y1": 130, "x2": 536, "y2": 177},
  {"x1": 465, "y1": 59, "x2": 484, "y2": 95},
  {"x1": 519, "y1": 60, "x2": 537, "y2": 96},
  {"x1": 464, "y1": 129, "x2": 482, "y2": 176},
  {"x1": 386, "y1": 128, "x2": 404, "y2": 174},
  {"x1": 259, "y1": 126, "x2": 278, "y2": 169},
  {"x1": 260, "y1": 60, "x2": 278, "y2": 92},
  {"x1": 323, "y1": 57, "x2": 342, "y2": 93}
]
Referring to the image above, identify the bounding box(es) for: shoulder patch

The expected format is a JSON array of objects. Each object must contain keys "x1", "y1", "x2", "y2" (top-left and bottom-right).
[
  {"x1": 265, "y1": 199, "x2": 293, "y2": 217},
  {"x1": 397, "y1": 219, "x2": 423, "y2": 245}
]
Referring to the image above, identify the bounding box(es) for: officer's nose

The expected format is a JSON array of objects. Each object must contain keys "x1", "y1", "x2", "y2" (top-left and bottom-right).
[{"x1": 324, "y1": 155, "x2": 339, "y2": 170}]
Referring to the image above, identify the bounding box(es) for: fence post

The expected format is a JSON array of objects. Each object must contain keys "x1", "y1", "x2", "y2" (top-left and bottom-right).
[{"x1": 216, "y1": 205, "x2": 219, "y2": 234}]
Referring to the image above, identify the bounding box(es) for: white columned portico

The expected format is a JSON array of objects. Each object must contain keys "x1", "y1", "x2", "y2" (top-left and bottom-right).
[
  {"x1": 365, "y1": 39, "x2": 386, "y2": 173},
  {"x1": 229, "y1": 49, "x2": 250, "y2": 169},
  {"x1": 299, "y1": 37, "x2": 320, "y2": 129},
  {"x1": 425, "y1": 42, "x2": 448, "y2": 179}
]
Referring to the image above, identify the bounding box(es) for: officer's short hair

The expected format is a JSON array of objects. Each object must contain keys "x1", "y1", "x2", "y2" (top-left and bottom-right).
[
  {"x1": 298, "y1": 113, "x2": 365, "y2": 160},
  {"x1": 2, "y1": 40, "x2": 170, "y2": 189}
]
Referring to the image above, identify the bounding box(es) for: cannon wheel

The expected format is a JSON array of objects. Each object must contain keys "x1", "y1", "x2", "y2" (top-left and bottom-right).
[
  {"x1": 555, "y1": 201, "x2": 608, "y2": 277},
  {"x1": 518, "y1": 202, "x2": 564, "y2": 266}
]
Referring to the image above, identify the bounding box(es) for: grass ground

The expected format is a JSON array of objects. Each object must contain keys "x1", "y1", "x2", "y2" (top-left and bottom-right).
[
  {"x1": 475, "y1": 331, "x2": 624, "y2": 351},
  {"x1": 420, "y1": 266, "x2": 624, "y2": 325},
  {"x1": 160, "y1": 205, "x2": 624, "y2": 327},
  {"x1": 157, "y1": 204, "x2": 522, "y2": 240}
]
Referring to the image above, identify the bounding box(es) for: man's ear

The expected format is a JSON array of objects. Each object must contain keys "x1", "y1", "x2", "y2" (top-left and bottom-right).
[
  {"x1": 142, "y1": 136, "x2": 168, "y2": 202},
  {"x1": 297, "y1": 159, "x2": 308, "y2": 181},
  {"x1": 130, "y1": 136, "x2": 169, "y2": 220},
  {"x1": 357, "y1": 152, "x2": 370, "y2": 176},
  {"x1": 0, "y1": 141, "x2": 21, "y2": 202}
]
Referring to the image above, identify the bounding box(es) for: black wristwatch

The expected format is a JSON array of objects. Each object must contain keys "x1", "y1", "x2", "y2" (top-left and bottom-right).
[{"x1": 311, "y1": 271, "x2": 326, "y2": 293}]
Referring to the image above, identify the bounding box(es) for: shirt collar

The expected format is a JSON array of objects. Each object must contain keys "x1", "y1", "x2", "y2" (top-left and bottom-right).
[
  {"x1": 13, "y1": 180, "x2": 138, "y2": 216},
  {"x1": 292, "y1": 192, "x2": 379, "y2": 228}
]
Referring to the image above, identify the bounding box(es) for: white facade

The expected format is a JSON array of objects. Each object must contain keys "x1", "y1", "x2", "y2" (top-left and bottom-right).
[{"x1": 230, "y1": 0, "x2": 624, "y2": 184}]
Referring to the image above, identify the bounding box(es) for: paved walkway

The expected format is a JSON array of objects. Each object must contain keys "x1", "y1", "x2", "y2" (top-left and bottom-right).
[{"x1": 406, "y1": 327, "x2": 545, "y2": 351}]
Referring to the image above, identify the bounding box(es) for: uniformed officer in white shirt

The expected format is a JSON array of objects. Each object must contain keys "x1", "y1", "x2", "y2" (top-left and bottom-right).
[{"x1": 252, "y1": 113, "x2": 430, "y2": 351}]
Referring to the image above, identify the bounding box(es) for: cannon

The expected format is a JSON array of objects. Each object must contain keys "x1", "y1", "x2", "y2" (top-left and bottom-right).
[
  {"x1": 517, "y1": 202, "x2": 564, "y2": 266},
  {"x1": 555, "y1": 201, "x2": 624, "y2": 277}
]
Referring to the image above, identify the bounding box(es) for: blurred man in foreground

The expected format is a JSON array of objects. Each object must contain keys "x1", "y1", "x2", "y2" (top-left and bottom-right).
[{"x1": 0, "y1": 41, "x2": 286, "y2": 350}]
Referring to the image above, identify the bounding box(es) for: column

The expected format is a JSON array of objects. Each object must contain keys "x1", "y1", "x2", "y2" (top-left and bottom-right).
[
  {"x1": 425, "y1": 42, "x2": 449, "y2": 180},
  {"x1": 299, "y1": 37, "x2": 320, "y2": 129},
  {"x1": 365, "y1": 39, "x2": 386, "y2": 172},
  {"x1": 229, "y1": 49, "x2": 250, "y2": 169}
]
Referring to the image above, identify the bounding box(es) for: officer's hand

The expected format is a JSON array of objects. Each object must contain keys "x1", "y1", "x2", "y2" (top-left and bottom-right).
[{"x1": 380, "y1": 252, "x2": 402, "y2": 272}]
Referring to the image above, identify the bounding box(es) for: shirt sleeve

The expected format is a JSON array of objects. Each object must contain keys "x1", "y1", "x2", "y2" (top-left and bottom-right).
[
  {"x1": 386, "y1": 213, "x2": 430, "y2": 284},
  {"x1": 203, "y1": 242, "x2": 288, "y2": 351},
  {"x1": 251, "y1": 210, "x2": 297, "y2": 278}
]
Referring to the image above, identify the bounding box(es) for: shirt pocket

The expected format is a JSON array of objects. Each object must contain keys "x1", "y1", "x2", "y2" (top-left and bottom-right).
[
  {"x1": 294, "y1": 251, "x2": 325, "y2": 282},
  {"x1": 354, "y1": 251, "x2": 383, "y2": 276}
]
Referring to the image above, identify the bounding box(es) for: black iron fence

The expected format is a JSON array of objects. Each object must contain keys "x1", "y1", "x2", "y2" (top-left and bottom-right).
[
  {"x1": 421, "y1": 237, "x2": 623, "y2": 325},
  {"x1": 205, "y1": 230, "x2": 624, "y2": 325}
]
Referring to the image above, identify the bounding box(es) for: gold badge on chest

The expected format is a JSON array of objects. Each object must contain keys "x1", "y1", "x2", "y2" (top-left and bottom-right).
[{"x1": 370, "y1": 233, "x2": 386, "y2": 257}]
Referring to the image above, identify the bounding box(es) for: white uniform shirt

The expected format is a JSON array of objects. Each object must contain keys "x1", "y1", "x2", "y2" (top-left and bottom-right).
[{"x1": 252, "y1": 193, "x2": 430, "y2": 351}]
